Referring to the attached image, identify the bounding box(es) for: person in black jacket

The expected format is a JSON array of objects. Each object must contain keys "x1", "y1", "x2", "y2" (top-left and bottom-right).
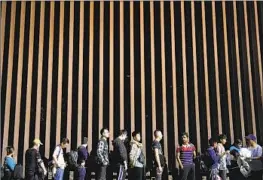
[
  {"x1": 112, "y1": 130, "x2": 128, "y2": 180},
  {"x1": 25, "y1": 139, "x2": 47, "y2": 180}
]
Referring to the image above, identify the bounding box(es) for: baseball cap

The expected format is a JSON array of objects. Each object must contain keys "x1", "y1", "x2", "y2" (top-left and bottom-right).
[
  {"x1": 245, "y1": 134, "x2": 257, "y2": 141},
  {"x1": 33, "y1": 138, "x2": 43, "y2": 145}
]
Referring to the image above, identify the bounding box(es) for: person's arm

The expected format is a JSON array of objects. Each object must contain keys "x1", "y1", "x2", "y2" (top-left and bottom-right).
[
  {"x1": 36, "y1": 152, "x2": 47, "y2": 175},
  {"x1": 207, "y1": 148, "x2": 220, "y2": 163},
  {"x1": 193, "y1": 150, "x2": 197, "y2": 159},
  {"x1": 251, "y1": 146, "x2": 263, "y2": 160},
  {"x1": 129, "y1": 144, "x2": 138, "y2": 167},
  {"x1": 97, "y1": 141, "x2": 107, "y2": 165},
  {"x1": 117, "y1": 141, "x2": 128, "y2": 169},
  {"x1": 118, "y1": 141, "x2": 128, "y2": 162},
  {"x1": 193, "y1": 145, "x2": 197, "y2": 159},
  {"x1": 176, "y1": 147, "x2": 183, "y2": 169},
  {"x1": 52, "y1": 146, "x2": 60, "y2": 165},
  {"x1": 217, "y1": 144, "x2": 229, "y2": 158},
  {"x1": 155, "y1": 148, "x2": 163, "y2": 171},
  {"x1": 5, "y1": 157, "x2": 16, "y2": 171},
  {"x1": 84, "y1": 146, "x2": 88, "y2": 160}
]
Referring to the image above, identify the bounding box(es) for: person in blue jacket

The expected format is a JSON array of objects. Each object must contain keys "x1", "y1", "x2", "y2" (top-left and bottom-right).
[
  {"x1": 3, "y1": 146, "x2": 16, "y2": 180},
  {"x1": 207, "y1": 138, "x2": 220, "y2": 169},
  {"x1": 207, "y1": 138, "x2": 229, "y2": 180}
]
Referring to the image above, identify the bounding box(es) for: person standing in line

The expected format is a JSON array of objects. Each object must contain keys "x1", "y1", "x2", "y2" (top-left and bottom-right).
[
  {"x1": 176, "y1": 132, "x2": 196, "y2": 180},
  {"x1": 217, "y1": 134, "x2": 229, "y2": 180},
  {"x1": 52, "y1": 138, "x2": 69, "y2": 180},
  {"x1": 112, "y1": 130, "x2": 128, "y2": 180},
  {"x1": 3, "y1": 146, "x2": 16, "y2": 180},
  {"x1": 152, "y1": 130, "x2": 165, "y2": 180},
  {"x1": 96, "y1": 128, "x2": 110, "y2": 180},
  {"x1": 129, "y1": 131, "x2": 145, "y2": 180},
  {"x1": 25, "y1": 139, "x2": 47, "y2": 180},
  {"x1": 206, "y1": 138, "x2": 221, "y2": 180},
  {"x1": 76, "y1": 137, "x2": 89, "y2": 180},
  {"x1": 245, "y1": 134, "x2": 263, "y2": 180}
]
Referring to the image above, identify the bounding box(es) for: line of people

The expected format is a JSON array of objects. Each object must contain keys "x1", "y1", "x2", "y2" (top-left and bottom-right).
[{"x1": 2, "y1": 129, "x2": 263, "y2": 180}]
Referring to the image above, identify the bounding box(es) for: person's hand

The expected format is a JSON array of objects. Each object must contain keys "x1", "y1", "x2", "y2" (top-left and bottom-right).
[
  {"x1": 124, "y1": 161, "x2": 128, "y2": 170},
  {"x1": 157, "y1": 166, "x2": 163, "y2": 173},
  {"x1": 180, "y1": 164, "x2": 184, "y2": 169},
  {"x1": 226, "y1": 150, "x2": 230, "y2": 154},
  {"x1": 44, "y1": 169, "x2": 47, "y2": 176}
]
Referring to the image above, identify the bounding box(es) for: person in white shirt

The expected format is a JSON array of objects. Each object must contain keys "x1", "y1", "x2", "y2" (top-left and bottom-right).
[
  {"x1": 52, "y1": 138, "x2": 69, "y2": 180},
  {"x1": 217, "y1": 134, "x2": 230, "y2": 180},
  {"x1": 245, "y1": 134, "x2": 263, "y2": 180}
]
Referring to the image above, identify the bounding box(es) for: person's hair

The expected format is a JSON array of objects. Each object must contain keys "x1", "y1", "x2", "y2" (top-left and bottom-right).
[
  {"x1": 132, "y1": 131, "x2": 140, "y2": 137},
  {"x1": 61, "y1": 138, "x2": 70, "y2": 144},
  {"x1": 119, "y1": 129, "x2": 127, "y2": 136},
  {"x1": 234, "y1": 139, "x2": 242, "y2": 145},
  {"x1": 82, "y1": 137, "x2": 88, "y2": 144},
  {"x1": 100, "y1": 128, "x2": 108, "y2": 135},
  {"x1": 154, "y1": 130, "x2": 161, "y2": 137},
  {"x1": 6, "y1": 146, "x2": 14, "y2": 155},
  {"x1": 182, "y1": 132, "x2": 189, "y2": 138},
  {"x1": 218, "y1": 134, "x2": 227, "y2": 141},
  {"x1": 209, "y1": 138, "x2": 217, "y2": 146}
]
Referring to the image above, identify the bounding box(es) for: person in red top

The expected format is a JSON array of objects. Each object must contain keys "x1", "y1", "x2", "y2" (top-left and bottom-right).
[{"x1": 176, "y1": 132, "x2": 196, "y2": 180}]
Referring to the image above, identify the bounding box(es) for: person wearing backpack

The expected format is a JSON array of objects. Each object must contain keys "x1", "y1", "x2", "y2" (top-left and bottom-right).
[
  {"x1": 3, "y1": 146, "x2": 16, "y2": 180},
  {"x1": 129, "y1": 131, "x2": 145, "y2": 180},
  {"x1": 52, "y1": 138, "x2": 69, "y2": 180},
  {"x1": 77, "y1": 137, "x2": 89, "y2": 178},
  {"x1": 25, "y1": 139, "x2": 47, "y2": 180},
  {"x1": 206, "y1": 138, "x2": 221, "y2": 180}
]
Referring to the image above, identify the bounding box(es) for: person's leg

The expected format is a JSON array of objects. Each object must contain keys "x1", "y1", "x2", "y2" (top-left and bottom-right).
[
  {"x1": 137, "y1": 167, "x2": 143, "y2": 180},
  {"x1": 78, "y1": 167, "x2": 86, "y2": 180},
  {"x1": 117, "y1": 165, "x2": 125, "y2": 180},
  {"x1": 96, "y1": 165, "x2": 101, "y2": 180},
  {"x1": 180, "y1": 166, "x2": 191, "y2": 180},
  {"x1": 25, "y1": 173, "x2": 36, "y2": 180},
  {"x1": 128, "y1": 168, "x2": 134, "y2": 180},
  {"x1": 219, "y1": 170, "x2": 227, "y2": 180},
  {"x1": 122, "y1": 166, "x2": 127, "y2": 180},
  {"x1": 190, "y1": 164, "x2": 196, "y2": 180},
  {"x1": 54, "y1": 168, "x2": 64, "y2": 180},
  {"x1": 97, "y1": 165, "x2": 107, "y2": 180},
  {"x1": 131, "y1": 167, "x2": 141, "y2": 180}
]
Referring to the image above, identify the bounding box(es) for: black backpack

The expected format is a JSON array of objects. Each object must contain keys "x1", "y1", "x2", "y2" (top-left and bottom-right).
[
  {"x1": 13, "y1": 164, "x2": 23, "y2": 179},
  {"x1": 67, "y1": 151, "x2": 78, "y2": 170}
]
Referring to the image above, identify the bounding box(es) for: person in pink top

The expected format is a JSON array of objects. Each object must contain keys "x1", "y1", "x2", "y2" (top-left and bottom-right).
[{"x1": 217, "y1": 134, "x2": 230, "y2": 180}]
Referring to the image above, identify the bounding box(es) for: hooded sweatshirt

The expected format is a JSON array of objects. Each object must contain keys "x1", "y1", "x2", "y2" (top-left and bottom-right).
[{"x1": 129, "y1": 139, "x2": 144, "y2": 168}]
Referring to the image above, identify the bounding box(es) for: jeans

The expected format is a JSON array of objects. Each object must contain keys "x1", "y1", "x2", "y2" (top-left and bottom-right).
[
  {"x1": 54, "y1": 168, "x2": 64, "y2": 180},
  {"x1": 96, "y1": 165, "x2": 107, "y2": 180},
  {"x1": 76, "y1": 167, "x2": 86, "y2": 180},
  {"x1": 180, "y1": 164, "x2": 195, "y2": 180}
]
